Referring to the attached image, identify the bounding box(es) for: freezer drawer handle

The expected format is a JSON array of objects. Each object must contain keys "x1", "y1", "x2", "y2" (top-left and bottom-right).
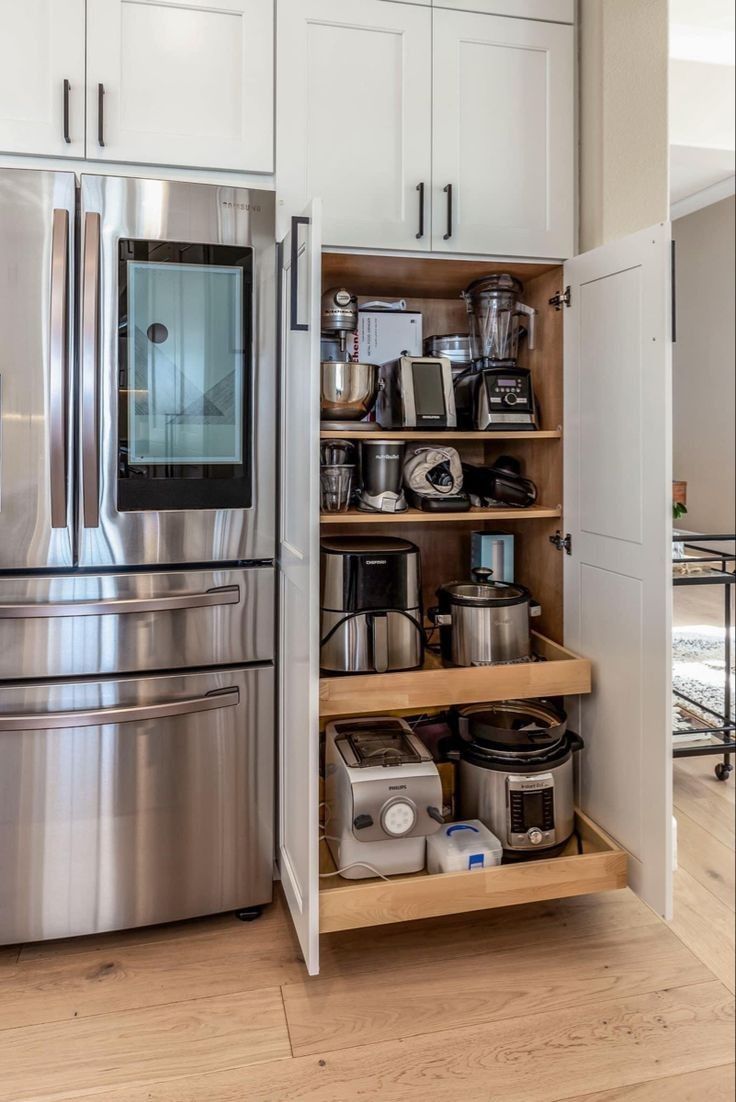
[
  {"x1": 49, "y1": 208, "x2": 69, "y2": 528},
  {"x1": 81, "y1": 212, "x2": 101, "y2": 528},
  {"x1": 0, "y1": 686, "x2": 240, "y2": 731},
  {"x1": 0, "y1": 585, "x2": 241, "y2": 619}
]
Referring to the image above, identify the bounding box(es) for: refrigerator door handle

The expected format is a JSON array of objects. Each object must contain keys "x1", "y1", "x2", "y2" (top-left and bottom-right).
[
  {"x1": 81, "y1": 211, "x2": 101, "y2": 528},
  {"x1": 49, "y1": 208, "x2": 69, "y2": 529},
  {"x1": 0, "y1": 686, "x2": 240, "y2": 731},
  {"x1": 0, "y1": 585, "x2": 241, "y2": 619}
]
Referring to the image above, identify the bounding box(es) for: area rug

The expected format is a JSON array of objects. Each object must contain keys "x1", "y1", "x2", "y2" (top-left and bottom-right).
[{"x1": 672, "y1": 626, "x2": 735, "y2": 738}]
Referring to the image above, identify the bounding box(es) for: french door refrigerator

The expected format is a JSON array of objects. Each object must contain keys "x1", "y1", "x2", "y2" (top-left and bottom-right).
[{"x1": 0, "y1": 169, "x2": 276, "y2": 943}]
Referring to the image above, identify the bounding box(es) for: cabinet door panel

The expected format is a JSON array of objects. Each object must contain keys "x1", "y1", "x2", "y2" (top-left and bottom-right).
[
  {"x1": 278, "y1": 204, "x2": 322, "y2": 976},
  {"x1": 564, "y1": 223, "x2": 673, "y2": 918},
  {"x1": 277, "y1": 0, "x2": 431, "y2": 249},
  {"x1": 87, "y1": 0, "x2": 273, "y2": 171},
  {"x1": 432, "y1": 9, "x2": 574, "y2": 259},
  {"x1": 0, "y1": 0, "x2": 85, "y2": 157}
]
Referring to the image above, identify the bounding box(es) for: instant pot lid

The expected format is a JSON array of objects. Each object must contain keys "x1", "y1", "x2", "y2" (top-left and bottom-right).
[{"x1": 456, "y1": 699, "x2": 567, "y2": 757}]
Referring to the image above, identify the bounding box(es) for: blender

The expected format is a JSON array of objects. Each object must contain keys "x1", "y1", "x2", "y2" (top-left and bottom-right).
[{"x1": 458, "y1": 274, "x2": 539, "y2": 431}]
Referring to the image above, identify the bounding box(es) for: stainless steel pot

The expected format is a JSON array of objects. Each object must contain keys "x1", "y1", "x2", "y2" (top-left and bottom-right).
[
  {"x1": 453, "y1": 701, "x2": 582, "y2": 856},
  {"x1": 423, "y1": 333, "x2": 472, "y2": 371},
  {"x1": 430, "y1": 568, "x2": 540, "y2": 666},
  {"x1": 321, "y1": 361, "x2": 380, "y2": 422}
]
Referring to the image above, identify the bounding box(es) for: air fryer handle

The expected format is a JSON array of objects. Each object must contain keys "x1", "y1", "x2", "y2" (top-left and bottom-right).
[
  {"x1": 567, "y1": 731, "x2": 584, "y2": 752},
  {"x1": 370, "y1": 612, "x2": 389, "y2": 674}
]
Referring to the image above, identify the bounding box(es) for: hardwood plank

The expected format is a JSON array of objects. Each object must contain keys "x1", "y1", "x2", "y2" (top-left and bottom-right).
[
  {"x1": 669, "y1": 866, "x2": 736, "y2": 994},
  {"x1": 0, "y1": 913, "x2": 304, "y2": 1031},
  {"x1": 559, "y1": 1063, "x2": 735, "y2": 1101},
  {"x1": 674, "y1": 764, "x2": 736, "y2": 848},
  {"x1": 18, "y1": 891, "x2": 290, "y2": 962},
  {"x1": 320, "y1": 887, "x2": 659, "y2": 979},
  {"x1": 0, "y1": 987, "x2": 290, "y2": 1102},
  {"x1": 282, "y1": 923, "x2": 710, "y2": 1056},
  {"x1": 675, "y1": 807, "x2": 735, "y2": 911},
  {"x1": 54, "y1": 982, "x2": 734, "y2": 1102},
  {"x1": 675, "y1": 755, "x2": 736, "y2": 809}
]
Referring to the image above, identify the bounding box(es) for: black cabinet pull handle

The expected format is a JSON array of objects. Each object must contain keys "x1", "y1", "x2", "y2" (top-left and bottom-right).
[
  {"x1": 443, "y1": 184, "x2": 453, "y2": 241},
  {"x1": 97, "y1": 83, "x2": 105, "y2": 147},
  {"x1": 62, "y1": 79, "x2": 71, "y2": 144},
  {"x1": 416, "y1": 182, "x2": 425, "y2": 240},
  {"x1": 289, "y1": 215, "x2": 309, "y2": 332}
]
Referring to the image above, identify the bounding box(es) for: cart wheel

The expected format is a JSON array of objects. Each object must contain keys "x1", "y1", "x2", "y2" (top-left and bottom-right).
[
  {"x1": 235, "y1": 906, "x2": 263, "y2": 922},
  {"x1": 714, "y1": 763, "x2": 733, "y2": 782}
]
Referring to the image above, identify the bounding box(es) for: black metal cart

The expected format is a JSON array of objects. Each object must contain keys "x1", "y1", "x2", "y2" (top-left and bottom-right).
[{"x1": 672, "y1": 534, "x2": 735, "y2": 781}]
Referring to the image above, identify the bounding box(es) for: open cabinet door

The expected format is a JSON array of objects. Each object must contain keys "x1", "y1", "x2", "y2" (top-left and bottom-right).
[
  {"x1": 564, "y1": 223, "x2": 673, "y2": 918},
  {"x1": 278, "y1": 204, "x2": 322, "y2": 974}
]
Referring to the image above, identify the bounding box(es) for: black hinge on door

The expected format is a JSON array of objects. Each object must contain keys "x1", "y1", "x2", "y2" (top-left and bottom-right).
[
  {"x1": 549, "y1": 531, "x2": 572, "y2": 555},
  {"x1": 549, "y1": 286, "x2": 571, "y2": 310}
]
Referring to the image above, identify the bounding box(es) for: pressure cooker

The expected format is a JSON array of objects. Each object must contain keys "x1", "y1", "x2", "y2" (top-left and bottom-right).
[
  {"x1": 429, "y1": 568, "x2": 540, "y2": 666},
  {"x1": 451, "y1": 700, "x2": 584, "y2": 858}
]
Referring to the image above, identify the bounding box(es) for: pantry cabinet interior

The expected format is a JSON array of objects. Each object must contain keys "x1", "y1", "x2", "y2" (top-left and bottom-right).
[
  {"x1": 276, "y1": 0, "x2": 574, "y2": 258},
  {"x1": 278, "y1": 212, "x2": 674, "y2": 977}
]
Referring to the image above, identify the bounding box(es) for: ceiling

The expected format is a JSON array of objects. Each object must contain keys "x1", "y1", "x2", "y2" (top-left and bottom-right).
[{"x1": 670, "y1": 0, "x2": 735, "y2": 210}]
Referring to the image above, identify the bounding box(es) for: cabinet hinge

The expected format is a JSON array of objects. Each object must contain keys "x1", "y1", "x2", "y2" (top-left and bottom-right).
[
  {"x1": 549, "y1": 531, "x2": 572, "y2": 555},
  {"x1": 549, "y1": 286, "x2": 571, "y2": 310}
]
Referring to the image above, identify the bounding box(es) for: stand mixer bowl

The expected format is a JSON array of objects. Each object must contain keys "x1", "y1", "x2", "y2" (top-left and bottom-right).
[{"x1": 321, "y1": 361, "x2": 380, "y2": 421}]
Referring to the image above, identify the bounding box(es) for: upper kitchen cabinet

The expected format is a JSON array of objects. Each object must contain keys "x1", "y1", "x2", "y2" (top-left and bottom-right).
[
  {"x1": 432, "y1": 8, "x2": 574, "y2": 259},
  {"x1": 86, "y1": 0, "x2": 274, "y2": 172},
  {"x1": 276, "y1": 0, "x2": 432, "y2": 250},
  {"x1": 0, "y1": 0, "x2": 85, "y2": 158}
]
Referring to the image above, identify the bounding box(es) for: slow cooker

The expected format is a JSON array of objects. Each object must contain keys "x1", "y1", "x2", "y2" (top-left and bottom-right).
[
  {"x1": 430, "y1": 568, "x2": 540, "y2": 666},
  {"x1": 452, "y1": 700, "x2": 583, "y2": 858}
]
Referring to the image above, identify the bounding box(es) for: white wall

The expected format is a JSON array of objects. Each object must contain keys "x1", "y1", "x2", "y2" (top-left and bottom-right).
[
  {"x1": 672, "y1": 195, "x2": 736, "y2": 535},
  {"x1": 579, "y1": 0, "x2": 669, "y2": 251}
]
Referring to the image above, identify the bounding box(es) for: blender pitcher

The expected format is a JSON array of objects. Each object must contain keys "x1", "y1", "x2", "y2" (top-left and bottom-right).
[{"x1": 462, "y1": 274, "x2": 536, "y2": 366}]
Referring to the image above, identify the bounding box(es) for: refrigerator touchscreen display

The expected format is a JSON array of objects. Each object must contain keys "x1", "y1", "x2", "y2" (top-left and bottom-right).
[{"x1": 117, "y1": 240, "x2": 253, "y2": 512}]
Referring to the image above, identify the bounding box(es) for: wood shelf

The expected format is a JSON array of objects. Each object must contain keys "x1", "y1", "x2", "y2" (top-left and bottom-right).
[
  {"x1": 319, "y1": 633, "x2": 590, "y2": 720},
  {"x1": 320, "y1": 504, "x2": 561, "y2": 525},
  {"x1": 319, "y1": 429, "x2": 562, "y2": 441},
  {"x1": 319, "y1": 811, "x2": 627, "y2": 933}
]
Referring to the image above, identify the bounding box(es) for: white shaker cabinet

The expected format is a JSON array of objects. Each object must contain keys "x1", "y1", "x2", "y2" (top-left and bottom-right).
[
  {"x1": 0, "y1": 0, "x2": 85, "y2": 157},
  {"x1": 276, "y1": 0, "x2": 432, "y2": 249},
  {"x1": 432, "y1": 8, "x2": 574, "y2": 259},
  {"x1": 86, "y1": 0, "x2": 274, "y2": 171}
]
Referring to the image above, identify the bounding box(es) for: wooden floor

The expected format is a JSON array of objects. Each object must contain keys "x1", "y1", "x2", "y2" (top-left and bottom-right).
[{"x1": 0, "y1": 586, "x2": 733, "y2": 1101}]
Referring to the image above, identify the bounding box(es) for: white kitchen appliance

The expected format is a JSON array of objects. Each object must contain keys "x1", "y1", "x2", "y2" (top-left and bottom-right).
[{"x1": 324, "y1": 717, "x2": 443, "y2": 878}]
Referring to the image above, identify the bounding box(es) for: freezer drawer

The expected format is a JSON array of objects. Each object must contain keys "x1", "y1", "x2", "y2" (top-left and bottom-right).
[
  {"x1": 0, "y1": 567, "x2": 274, "y2": 680},
  {"x1": 0, "y1": 666, "x2": 274, "y2": 944}
]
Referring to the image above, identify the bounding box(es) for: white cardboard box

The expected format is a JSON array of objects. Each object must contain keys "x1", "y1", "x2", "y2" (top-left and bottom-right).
[{"x1": 349, "y1": 310, "x2": 423, "y2": 365}]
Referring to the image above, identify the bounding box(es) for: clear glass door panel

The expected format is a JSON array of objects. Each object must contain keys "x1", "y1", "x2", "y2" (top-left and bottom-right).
[
  {"x1": 127, "y1": 261, "x2": 244, "y2": 465},
  {"x1": 118, "y1": 239, "x2": 253, "y2": 513}
]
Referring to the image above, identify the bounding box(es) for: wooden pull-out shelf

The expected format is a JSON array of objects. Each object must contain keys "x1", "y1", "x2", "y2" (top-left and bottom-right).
[
  {"x1": 319, "y1": 430, "x2": 562, "y2": 441},
  {"x1": 319, "y1": 633, "x2": 590, "y2": 720},
  {"x1": 319, "y1": 812, "x2": 627, "y2": 934},
  {"x1": 321, "y1": 505, "x2": 561, "y2": 525}
]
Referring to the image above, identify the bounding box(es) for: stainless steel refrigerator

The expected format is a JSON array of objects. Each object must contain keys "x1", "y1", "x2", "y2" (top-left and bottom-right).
[{"x1": 0, "y1": 170, "x2": 276, "y2": 943}]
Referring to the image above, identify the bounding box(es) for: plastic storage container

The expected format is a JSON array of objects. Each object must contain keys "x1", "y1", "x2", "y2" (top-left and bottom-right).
[{"x1": 426, "y1": 820, "x2": 503, "y2": 874}]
